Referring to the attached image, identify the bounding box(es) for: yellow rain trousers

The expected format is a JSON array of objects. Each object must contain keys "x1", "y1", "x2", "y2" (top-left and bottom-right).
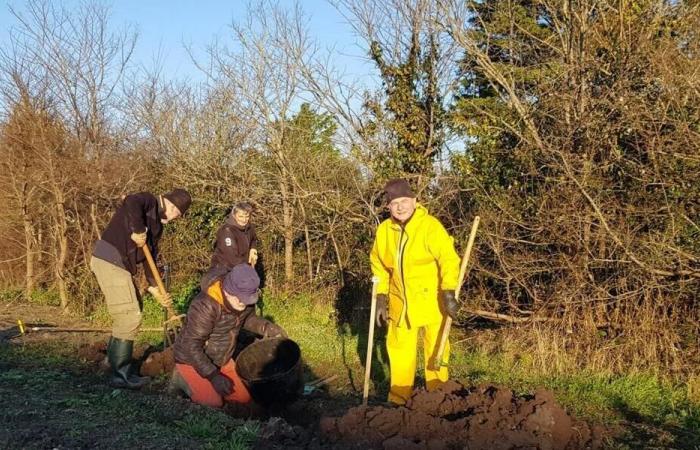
[{"x1": 370, "y1": 204, "x2": 461, "y2": 404}]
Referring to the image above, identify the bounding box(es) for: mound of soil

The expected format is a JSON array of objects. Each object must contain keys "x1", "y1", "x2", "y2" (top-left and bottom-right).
[
  {"x1": 76, "y1": 341, "x2": 107, "y2": 363},
  {"x1": 140, "y1": 347, "x2": 175, "y2": 377},
  {"x1": 256, "y1": 381, "x2": 604, "y2": 449}
]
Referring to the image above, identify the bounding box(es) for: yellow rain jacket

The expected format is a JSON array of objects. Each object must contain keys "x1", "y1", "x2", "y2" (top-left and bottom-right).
[{"x1": 370, "y1": 204, "x2": 461, "y2": 328}]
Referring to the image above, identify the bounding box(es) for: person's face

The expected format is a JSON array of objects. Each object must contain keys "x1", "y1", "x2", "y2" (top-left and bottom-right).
[
  {"x1": 388, "y1": 197, "x2": 417, "y2": 223},
  {"x1": 162, "y1": 198, "x2": 182, "y2": 224},
  {"x1": 223, "y1": 291, "x2": 247, "y2": 311},
  {"x1": 232, "y1": 210, "x2": 251, "y2": 227}
]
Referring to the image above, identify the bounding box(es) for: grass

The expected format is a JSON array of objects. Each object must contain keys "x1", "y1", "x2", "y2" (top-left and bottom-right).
[
  {"x1": 259, "y1": 291, "x2": 390, "y2": 394},
  {"x1": 0, "y1": 343, "x2": 260, "y2": 450},
  {"x1": 451, "y1": 347, "x2": 700, "y2": 425},
  {"x1": 260, "y1": 291, "x2": 700, "y2": 446},
  {"x1": 444, "y1": 338, "x2": 700, "y2": 448},
  {"x1": 0, "y1": 287, "x2": 61, "y2": 305},
  {"x1": 3, "y1": 284, "x2": 700, "y2": 448}
]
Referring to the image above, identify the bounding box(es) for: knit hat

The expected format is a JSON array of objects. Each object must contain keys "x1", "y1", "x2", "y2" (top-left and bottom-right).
[
  {"x1": 222, "y1": 264, "x2": 260, "y2": 305},
  {"x1": 384, "y1": 179, "x2": 415, "y2": 204},
  {"x1": 163, "y1": 188, "x2": 192, "y2": 215}
]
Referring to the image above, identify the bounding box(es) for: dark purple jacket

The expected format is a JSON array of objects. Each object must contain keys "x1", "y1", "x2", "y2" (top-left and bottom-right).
[
  {"x1": 210, "y1": 216, "x2": 257, "y2": 270},
  {"x1": 93, "y1": 192, "x2": 163, "y2": 284}
]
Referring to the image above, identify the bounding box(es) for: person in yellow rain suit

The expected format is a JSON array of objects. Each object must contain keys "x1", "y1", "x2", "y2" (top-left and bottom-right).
[{"x1": 370, "y1": 179, "x2": 461, "y2": 405}]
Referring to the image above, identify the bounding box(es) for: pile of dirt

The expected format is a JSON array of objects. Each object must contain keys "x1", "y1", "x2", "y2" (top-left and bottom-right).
[
  {"x1": 76, "y1": 340, "x2": 173, "y2": 377},
  {"x1": 76, "y1": 341, "x2": 107, "y2": 363},
  {"x1": 140, "y1": 347, "x2": 175, "y2": 377},
  {"x1": 256, "y1": 381, "x2": 604, "y2": 449}
]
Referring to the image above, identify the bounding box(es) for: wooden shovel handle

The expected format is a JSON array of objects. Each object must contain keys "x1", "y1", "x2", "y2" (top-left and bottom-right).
[
  {"x1": 432, "y1": 216, "x2": 480, "y2": 371},
  {"x1": 362, "y1": 276, "x2": 380, "y2": 406},
  {"x1": 141, "y1": 244, "x2": 178, "y2": 319}
]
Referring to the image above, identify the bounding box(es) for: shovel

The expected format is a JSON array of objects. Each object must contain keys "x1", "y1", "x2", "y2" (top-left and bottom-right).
[
  {"x1": 142, "y1": 244, "x2": 183, "y2": 347},
  {"x1": 430, "y1": 216, "x2": 480, "y2": 371},
  {"x1": 362, "y1": 276, "x2": 380, "y2": 406}
]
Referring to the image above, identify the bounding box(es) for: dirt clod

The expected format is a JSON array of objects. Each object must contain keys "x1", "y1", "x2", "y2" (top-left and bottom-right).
[
  {"x1": 76, "y1": 341, "x2": 107, "y2": 363},
  {"x1": 140, "y1": 347, "x2": 175, "y2": 377}
]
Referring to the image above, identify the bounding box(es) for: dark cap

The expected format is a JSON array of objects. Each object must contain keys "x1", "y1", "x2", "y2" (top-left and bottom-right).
[
  {"x1": 222, "y1": 264, "x2": 260, "y2": 305},
  {"x1": 163, "y1": 188, "x2": 192, "y2": 215},
  {"x1": 384, "y1": 179, "x2": 415, "y2": 204}
]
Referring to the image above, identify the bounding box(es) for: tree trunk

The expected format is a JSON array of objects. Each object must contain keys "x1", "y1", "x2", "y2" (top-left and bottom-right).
[
  {"x1": 279, "y1": 177, "x2": 294, "y2": 289},
  {"x1": 304, "y1": 223, "x2": 313, "y2": 282},
  {"x1": 90, "y1": 201, "x2": 101, "y2": 240},
  {"x1": 330, "y1": 232, "x2": 345, "y2": 286},
  {"x1": 52, "y1": 188, "x2": 69, "y2": 310},
  {"x1": 22, "y1": 200, "x2": 35, "y2": 299},
  {"x1": 297, "y1": 200, "x2": 313, "y2": 282}
]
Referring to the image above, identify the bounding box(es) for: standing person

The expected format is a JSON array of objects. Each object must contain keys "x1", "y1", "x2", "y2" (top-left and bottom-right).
[
  {"x1": 201, "y1": 202, "x2": 259, "y2": 290},
  {"x1": 369, "y1": 179, "x2": 461, "y2": 405},
  {"x1": 90, "y1": 189, "x2": 192, "y2": 389},
  {"x1": 172, "y1": 263, "x2": 287, "y2": 408}
]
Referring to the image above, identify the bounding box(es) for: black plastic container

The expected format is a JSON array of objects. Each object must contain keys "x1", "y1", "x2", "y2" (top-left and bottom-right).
[{"x1": 236, "y1": 337, "x2": 303, "y2": 405}]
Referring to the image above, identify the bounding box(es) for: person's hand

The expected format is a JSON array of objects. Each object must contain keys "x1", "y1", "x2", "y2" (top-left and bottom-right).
[
  {"x1": 248, "y1": 248, "x2": 258, "y2": 266},
  {"x1": 130, "y1": 231, "x2": 147, "y2": 247},
  {"x1": 147, "y1": 286, "x2": 173, "y2": 308},
  {"x1": 263, "y1": 322, "x2": 288, "y2": 339},
  {"x1": 375, "y1": 293, "x2": 388, "y2": 327},
  {"x1": 208, "y1": 372, "x2": 234, "y2": 397},
  {"x1": 440, "y1": 290, "x2": 459, "y2": 321}
]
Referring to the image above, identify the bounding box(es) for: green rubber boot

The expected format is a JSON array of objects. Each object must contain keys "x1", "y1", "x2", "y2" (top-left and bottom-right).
[{"x1": 107, "y1": 336, "x2": 150, "y2": 389}]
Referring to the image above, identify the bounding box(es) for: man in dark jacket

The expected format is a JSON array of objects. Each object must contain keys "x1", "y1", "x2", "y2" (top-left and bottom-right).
[
  {"x1": 201, "y1": 202, "x2": 258, "y2": 290},
  {"x1": 90, "y1": 189, "x2": 192, "y2": 389},
  {"x1": 172, "y1": 263, "x2": 286, "y2": 407}
]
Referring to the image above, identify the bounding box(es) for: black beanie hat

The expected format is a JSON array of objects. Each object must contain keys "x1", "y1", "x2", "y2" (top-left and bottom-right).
[
  {"x1": 163, "y1": 188, "x2": 192, "y2": 215},
  {"x1": 384, "y1": 179, "x2": 415, "y2": 204}
]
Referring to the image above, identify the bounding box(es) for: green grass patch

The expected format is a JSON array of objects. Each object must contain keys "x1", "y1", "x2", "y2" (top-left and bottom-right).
[
  {"x1": 0, "y1": 341, "x2": 259, "y2": 450},
  {"x1": 258, "y1": 290, "x2": 699, "y2": 444},
  {"x1": 0, "y1": 287, "x2": 23, "y2": 302},
  {"x1": 0, "y1": 287, "x2": 60, "y2": 305},
  {"x1": 176, "y1": 413, "x2": 259, "y2": 449},
  {"x1": 448, "y1": 345, "x2": 700, "y2": 436}
]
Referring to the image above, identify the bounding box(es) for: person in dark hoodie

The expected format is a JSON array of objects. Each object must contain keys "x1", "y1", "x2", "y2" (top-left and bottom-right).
[
  {"x1": 172, "y1": 263, "x2": 287, "y2": 407},
  {"x1": 201, "y1": 202, "x2": 258, "y2": 290},
  {"x1": 90, "y1": 189, "x2": 192, "y2": 389}
]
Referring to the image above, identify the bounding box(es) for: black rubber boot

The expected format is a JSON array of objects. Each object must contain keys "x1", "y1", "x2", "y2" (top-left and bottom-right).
[{"x1": 107, "y1": 336, "x2": 150, "y2": 389}]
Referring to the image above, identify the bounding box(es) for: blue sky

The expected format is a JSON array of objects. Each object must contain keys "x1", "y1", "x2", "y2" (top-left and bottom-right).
[{"x1": 1, "y1": 0, "x2": 376, "y2": 84}]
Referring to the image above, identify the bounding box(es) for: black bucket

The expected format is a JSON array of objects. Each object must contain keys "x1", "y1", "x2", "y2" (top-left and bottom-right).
[{"x1": 236, "y1": 337, "x2": 303, "y2": 405}]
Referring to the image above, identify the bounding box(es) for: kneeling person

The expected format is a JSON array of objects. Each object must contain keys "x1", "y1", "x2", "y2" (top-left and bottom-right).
[{"x1": 172, "y1": 264, "x2": 286, "y2": 407}]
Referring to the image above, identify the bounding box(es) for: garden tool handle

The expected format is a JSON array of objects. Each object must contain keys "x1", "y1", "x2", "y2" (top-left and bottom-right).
[
  {"x1": 142, "y1": 244, "x2": 178, "y2": 319},
  {"x1": 432, "y1": 216, "x2": 480, "y2": 371},
  {"x1": 362, "y1": 276, "x2": 380, "y2": 406}
]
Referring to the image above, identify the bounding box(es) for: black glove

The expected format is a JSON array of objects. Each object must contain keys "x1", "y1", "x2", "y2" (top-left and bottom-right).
[
  {"x1": 208, "y1": 372, "x2": 234, "y2": 397},
  {"x1": 440, "y1": 290, "x2": 459, "y2": 321},
  {"x1": 376, "y1": 293, "x2": 388, "y2": 327},
  {"x1": 263, "y1": 322, "x2": 288, "y2": 339}
]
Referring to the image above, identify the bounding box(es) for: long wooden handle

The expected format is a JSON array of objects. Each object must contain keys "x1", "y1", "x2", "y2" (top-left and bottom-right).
[
  {"x1": 432, "y1": 216, "x2": 480, "y2": 371},
  {"x1": 142, "y1": 244, "x2": 177, "y2": 319},
  {"x1": 362, "y1": 276, "x2": 380, "y2": 406}
]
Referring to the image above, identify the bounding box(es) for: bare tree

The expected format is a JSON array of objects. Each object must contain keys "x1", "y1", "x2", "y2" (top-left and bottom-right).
[{"x1": 0, "y1": 0, "x2": 139, "y2": 310}]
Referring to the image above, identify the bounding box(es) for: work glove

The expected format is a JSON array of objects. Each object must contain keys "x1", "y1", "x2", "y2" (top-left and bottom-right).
[
  {"x1": 262, "y1": 322, "x2": 288, "y2": 339},
  {"x1": 440, "y1": 290, "x2": 459, "y2": 321},
  {"x1": 130, "y1": 231, "x2": 147, "y2": 248},
  {"x1": 375, "y1": 293, "x2": 388, "y2": 327},
  {"x1": 208, "y1": 372, "x2": 234, "y2": 397},
  {"x1": 248, "y1": 248, "x2": 258, "y2": 266},
  {"x1": 147, "y1": 286, "x2": 173, "y2": 308}
]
